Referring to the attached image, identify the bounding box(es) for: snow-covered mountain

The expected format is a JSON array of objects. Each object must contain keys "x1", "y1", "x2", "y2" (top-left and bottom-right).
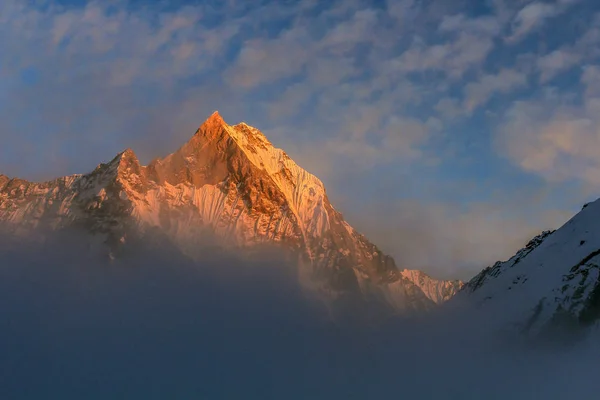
[
  {"x1": 0, "y1": 111, "x2": 459, "y2": 313},
  {"x1": 453, "y1": 199, "x2": 600, "y2": 335},
  {"x1": 401, "y1": 269, "x2": 464, "y2": 304}
]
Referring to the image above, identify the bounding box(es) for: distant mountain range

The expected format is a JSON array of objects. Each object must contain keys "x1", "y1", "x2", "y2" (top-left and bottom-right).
[{"x1": 0, "y1": 112, "x2": 462, "y2": 313}]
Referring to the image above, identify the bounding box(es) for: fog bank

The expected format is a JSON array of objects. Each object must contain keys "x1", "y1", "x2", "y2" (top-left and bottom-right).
[{"x1": 0, "y1": 231, "x2": 598, "y2": 399}]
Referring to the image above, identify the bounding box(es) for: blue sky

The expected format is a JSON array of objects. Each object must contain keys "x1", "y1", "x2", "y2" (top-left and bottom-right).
[{"x1": 1, "y1": 0, "x2": 599, "y2": 279}]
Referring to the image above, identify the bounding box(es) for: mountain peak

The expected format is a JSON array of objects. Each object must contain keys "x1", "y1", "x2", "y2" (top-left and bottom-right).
[
  {"x1": 98, "y1": 148, "x2": 144, "y2": 191},
  {"x1": 119, "y1": 148, "x2": 138, "y2": 160},
  {"x1": 203, "y1": 110, "x2": 226, "y2": 127},
  {"x1": 190, "y1": 111, "x2": 232, "y2": 144},
  {"x1": 0, "y1": 112, "x2": 449, "y2": 313},
  {"x1": 107, "y1": 148, "x2": 140, "y2": 169}
]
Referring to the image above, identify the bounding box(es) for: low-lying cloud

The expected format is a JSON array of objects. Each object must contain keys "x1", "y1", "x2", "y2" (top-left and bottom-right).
[{"x1": 0, "y1": 229, "x2": 598, "y2": 399}]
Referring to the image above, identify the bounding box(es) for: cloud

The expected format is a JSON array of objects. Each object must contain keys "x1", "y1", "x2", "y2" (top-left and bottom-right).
[
  {"x1": 535, "y1": 17, "x2": 600, "y2": 82},
  {"x1": 273, "y1": 110, "x2": 435, "y2": 178},
  {"x1": 508, "y1": 0, "x2": 579, "y2": 42},
  {"x1": 3, "y1": 0, "x2": 582, "y2": 183},
  {"x1": 319, "y1": 8, "x2": 379, "y2": 50},
  {"x1": 225, "y1": 25, "x2": 312, "y2": 88},
  {"x1": 581, "y1": 64, "x2": 600, "y2": 98},
  {"x1": 386, "y1": 0, "x2": 419, "y2": 22},
  {"x1": 267, "y1": 83, "x2": 315, "y2": 120},
  {"x1": 224, "y1": 5, "x2": 381, "y2": 89},
  {"x1": 494, "y1": 13, "x2": 600, "y2": 187},
  {"x1": 537, "y1": 49, "x2": 582, "y2": 82},
  {"x1": 390, "y1": 32, "x2": 495, "y2": 78},
  {"x1": 464, "y1": 69, "x2": 528, "y2": 112},
  {"x1": 495, "y1": 96, "x2": 600, "y2": 186},
  {"x1": 382, "y1": 116, "x2": 432, "y2": 155},
  {"x1": 509, "y1": 2, "x2": 559, "y2": 41},
  {"x1": 439, "y1": 13, "x2": 502, "y2": 36},
  {"x1": 2, "y1": 227, "x2": 600, "y2": 399},
  {"x1": 326, "y1": 114, "x2": 433, "y2": 165},
  {"x1": 383, "y1": 10, "x2": 507, "y2": 80},
  {"x1": 435, "y1": 97, "x2": 464, "y2": 120},
  {"x1": 306, "y1": 56, "x2": 358, "y2": 86}
]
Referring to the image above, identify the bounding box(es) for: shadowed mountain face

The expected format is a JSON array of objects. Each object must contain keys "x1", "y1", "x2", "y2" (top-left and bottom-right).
[
  {"x1": 0, "y1": 111, "x2": 460, "y2": 312},
  {"x1": 450, "y1": 199, "x2": 600, "y2": 336}
]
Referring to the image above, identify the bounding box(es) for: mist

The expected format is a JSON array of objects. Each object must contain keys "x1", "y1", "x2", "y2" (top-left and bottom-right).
[{"x1": 1, "y1": 230, "x2": 599, "y2": 400}]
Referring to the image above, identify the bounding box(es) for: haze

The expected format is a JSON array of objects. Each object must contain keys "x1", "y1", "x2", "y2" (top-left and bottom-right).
[{"x1": 0, "y1": 231, "x2": 598, "y2": 399}]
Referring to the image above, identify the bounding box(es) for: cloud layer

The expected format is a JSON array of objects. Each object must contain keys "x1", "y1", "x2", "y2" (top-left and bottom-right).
[{"x1": 1, "y1": 231, "x2": 600, "y2": 399}]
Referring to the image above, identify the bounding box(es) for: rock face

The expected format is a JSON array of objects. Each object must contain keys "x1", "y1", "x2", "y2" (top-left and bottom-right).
[
  {"x1": 0, "y1": 111, "x2": 458, "y2": 312},
  {"x1": 401, "y1": 269, "x2": 464, "y2": 304},
  {"x1": 453, "y1": 199, "x2": 600, "y2": 335}
]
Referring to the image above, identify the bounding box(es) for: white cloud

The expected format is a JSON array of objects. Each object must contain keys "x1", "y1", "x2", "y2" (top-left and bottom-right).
[
  {"x1": 226, "y1": 25, "x2": 312, "y2": 88},
  {"x1": 439, "y1": 13, "x2": 502, "y2": 36},
  {"x1": 464, "y1": 69, "x2": 528, "y2": 111},
  {"x1": 390, "y1": 32, "x2": 495, "y2": 78},
  {"x1": 306, "y1": 57, "x2": 357, "y2": 86},
  {"x1": 319, "y1": 8, "x2": 379, "y2": 50},
  {"x1": 435, "y1": 97, "x2": 464, "y2": 120},
  {"x1": 386, "y1": 0, "x2": 419, "y2": 21},
  {"x1": 509, "y1": 2, "x2": 559, "y2": 41},
  {"x1": 381, "y1": 116, "x2": 432, "y2": 157},
  {"x1": 225, "y1": 6, "x2": 380, "y2": 88},
  {"x1": 581, "y1": 65, "x2": 600, "y2": 98},
  {"x1": 496, "y1": 97, "x2": 600, "y2": 186},
  {"x1": 537, "y1": 49, "x2": 582, "y2": 82},
  {"x1": 535, "y1": 16, "x2": 600, "y2": 82},
  {"x1": 499, "y1": 63, "x2": 600, "y2": 185},
  {"x1": 508, "y1": 0, "x2": 579, "y2": 42},
  {"x1": 268, "y1": 103, "x2": 435, "y2": 177},
  {"x1": 0, "y1": 1, "x2": 239, "y2": 86},
  {"x1": 267, "y1": 83, "x2": 314, "y2": 120}
]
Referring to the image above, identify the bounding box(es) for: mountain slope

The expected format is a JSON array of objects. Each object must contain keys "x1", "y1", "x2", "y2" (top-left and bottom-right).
[
  {"x1": 401, "y1": 269, "x2": 464, "y2": 304},
  {"x1": 453, "y1": 200, "x2": 600, "y2": 335},
  {"x1": 0, "y1": 111, "x2": 456, "y2": 312}
]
